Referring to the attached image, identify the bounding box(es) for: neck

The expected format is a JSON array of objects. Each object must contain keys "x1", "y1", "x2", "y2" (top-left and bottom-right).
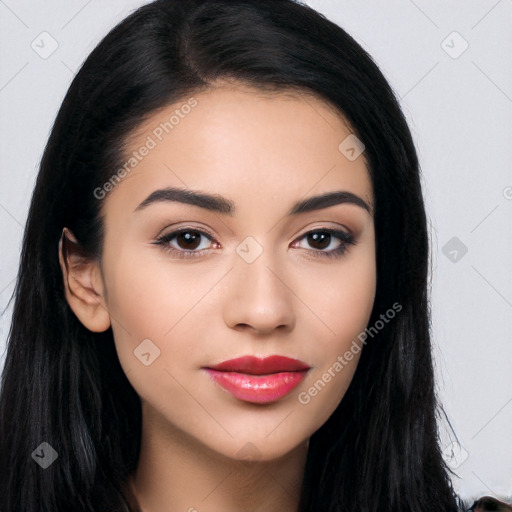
[{"x1": 125, "y1": 403, "x2": 309, "y2": 512}]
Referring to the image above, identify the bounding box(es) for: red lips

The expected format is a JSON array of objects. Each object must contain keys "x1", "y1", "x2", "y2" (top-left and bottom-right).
[
  {"x1": 203, "y1": 355, "x2": 310, "y2": 404},
  {"x1": 206, "y1": 355, "x2": 310, "y2": 374}
]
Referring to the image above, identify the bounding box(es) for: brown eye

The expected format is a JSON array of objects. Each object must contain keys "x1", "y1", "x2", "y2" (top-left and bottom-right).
[
  {"x1": 153, "y1": 228, "x2": 215, "y2": 259},
  {"x1": 175, "y1": 231, "x2": 202, "y2": 250},
  {"x1": 306, "y1": 231, "x2": 332, "y2": 250},
  {"x1": 293, "y1": 228, "x2": 356, "y2": 259}
]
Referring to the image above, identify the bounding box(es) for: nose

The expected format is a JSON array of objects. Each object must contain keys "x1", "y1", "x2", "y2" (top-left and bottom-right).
[{"x1": 222, "y1": 249, "x2": 296, "y2": 336}]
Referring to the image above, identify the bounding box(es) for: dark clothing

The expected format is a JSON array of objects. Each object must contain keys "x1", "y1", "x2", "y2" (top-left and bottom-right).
[{"x1": 469, "y1": 496, "x2": 512, "y2": 511}]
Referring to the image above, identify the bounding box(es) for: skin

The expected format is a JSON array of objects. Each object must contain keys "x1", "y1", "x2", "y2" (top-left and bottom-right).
[{"x1": 59, "y1": 82, "x2": 377, "y2": 512}]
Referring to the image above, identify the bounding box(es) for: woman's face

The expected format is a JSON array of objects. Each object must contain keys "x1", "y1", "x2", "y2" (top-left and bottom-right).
[{"x1": 88, "y1": 84, "x2": 376, "y2": 461}]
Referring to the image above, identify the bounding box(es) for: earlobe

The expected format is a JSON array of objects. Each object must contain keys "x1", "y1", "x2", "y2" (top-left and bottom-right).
[{"x1": 58, "y1": 227, "x2": 111, "y2": 333}]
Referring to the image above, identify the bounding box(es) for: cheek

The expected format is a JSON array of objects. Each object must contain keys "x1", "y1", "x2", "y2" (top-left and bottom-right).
[
  {"x1": 303, "y1": 251, "x2": 376, "y2": 347},
  {"x1": 297, "y1": 250, "x2": 376, "y2": 407},
  {"x1": 103, "y1": 251, "x2": 201, "y2": 405},
  {"x1": 296, "y1": 266, "x2": 375, "y2": 429},
  {"x1": 329, "y1": 264, "x2": 376, "y2": 336},
  {"x1": 104, "y1": 247, "x2": 204, "y2": 336},
  {"x1": 103, "y1": 247, "x2": 227, "y2": 384}
]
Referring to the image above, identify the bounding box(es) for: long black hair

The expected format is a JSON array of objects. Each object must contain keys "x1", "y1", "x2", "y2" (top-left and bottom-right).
[{"x1": 0, "y1": 0, "x2": 468, "y2": 510}]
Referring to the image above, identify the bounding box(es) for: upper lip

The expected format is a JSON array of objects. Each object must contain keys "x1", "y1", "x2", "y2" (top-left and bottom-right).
[{"x1": 204, "y1": 355, "x2": 310, "y2": 375}]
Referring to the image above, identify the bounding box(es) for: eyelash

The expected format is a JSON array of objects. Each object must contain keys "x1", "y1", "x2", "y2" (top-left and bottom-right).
[{"x1": 153, "y1": 227, "x2": 357, "y2": 260}]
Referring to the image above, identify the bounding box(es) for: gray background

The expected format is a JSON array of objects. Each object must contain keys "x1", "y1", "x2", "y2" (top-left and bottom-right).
[{"x1": 0, "y1": 0, "x2": 511, "y2": 501}]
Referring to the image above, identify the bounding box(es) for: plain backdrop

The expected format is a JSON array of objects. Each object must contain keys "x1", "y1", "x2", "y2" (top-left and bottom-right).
[{"x1": 0, "y1": 0, "x2": 511, "y2": 502}]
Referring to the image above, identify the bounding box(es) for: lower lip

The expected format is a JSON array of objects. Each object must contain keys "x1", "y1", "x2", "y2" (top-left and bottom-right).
[{"x1": 204, "y1": 369, "x2": 308, "y2": 404}]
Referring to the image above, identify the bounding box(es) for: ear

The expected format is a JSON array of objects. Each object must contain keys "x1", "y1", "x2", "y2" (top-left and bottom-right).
[{"x1": 58, "y1": 227, "x2": 111, "y2": 332}]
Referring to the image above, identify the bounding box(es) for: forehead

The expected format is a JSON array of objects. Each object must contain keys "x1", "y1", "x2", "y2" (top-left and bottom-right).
[{"x1": 102, "y1": 84, "x2": 373, "y2": 216}]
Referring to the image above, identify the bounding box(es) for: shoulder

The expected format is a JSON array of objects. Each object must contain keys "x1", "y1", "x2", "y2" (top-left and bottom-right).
[{"x1": 469, "y1": 496, "x2": 512, "y2": 511}]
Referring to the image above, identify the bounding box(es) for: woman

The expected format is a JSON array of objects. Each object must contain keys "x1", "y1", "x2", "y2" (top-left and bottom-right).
[{"x1": 0, "y1": 0, "x2": 509, "y2": 510}]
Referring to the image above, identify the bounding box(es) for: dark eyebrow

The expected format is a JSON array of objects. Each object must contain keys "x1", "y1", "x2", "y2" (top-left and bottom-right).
[
  {"x1": 134, "y1": 187, "x2": 235, "y2": 215},
  {"x1": 288, "y1": 190, "x2": 372, "y2": 216},
  {"x1": 134, "y1": 187, "x2": 372, "y2": 216}
]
